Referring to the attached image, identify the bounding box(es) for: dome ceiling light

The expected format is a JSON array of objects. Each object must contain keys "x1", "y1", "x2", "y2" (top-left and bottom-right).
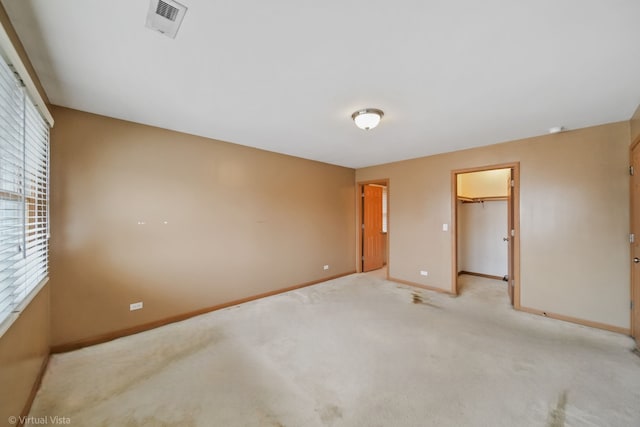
[{"x1": 352, "y1": 108, "x2": 384, "y2": 130}]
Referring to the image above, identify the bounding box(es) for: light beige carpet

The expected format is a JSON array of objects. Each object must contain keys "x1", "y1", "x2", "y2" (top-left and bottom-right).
[{"x1": 29, "y1": 273, "x2": 640, "y2": 426}]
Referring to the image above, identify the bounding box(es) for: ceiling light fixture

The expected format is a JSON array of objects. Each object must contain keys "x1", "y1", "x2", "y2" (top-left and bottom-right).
[{"x1": 352, "y1": 108, "x2": 384, "y2": 130}]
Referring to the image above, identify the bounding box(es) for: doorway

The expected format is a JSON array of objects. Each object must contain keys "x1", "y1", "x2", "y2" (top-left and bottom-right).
[
  {"x1": 357, "y1": 180, "x2": 389, "y2": 274},
  {"x1": 630, "y1": 140, "x2": 640, "y2": 349},
  {"x1": 451, "y1": 163, "x2": 520, "y2": 307}
]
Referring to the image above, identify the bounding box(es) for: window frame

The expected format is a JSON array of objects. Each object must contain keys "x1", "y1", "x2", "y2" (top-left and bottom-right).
[{"x1": 0, "y1": 46, "x2": 51, "y2": 338}]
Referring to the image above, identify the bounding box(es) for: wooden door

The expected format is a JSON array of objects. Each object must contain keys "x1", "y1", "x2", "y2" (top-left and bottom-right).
[
  {"x1": 507, "y1": 169, "x2": 515, "y2": 306},
  {"x1": 363, "y1": 184, "x2": 384, "y2": 272},
  {"x1": 631, "y1": 143, "x2": 640, "y2": 348}
]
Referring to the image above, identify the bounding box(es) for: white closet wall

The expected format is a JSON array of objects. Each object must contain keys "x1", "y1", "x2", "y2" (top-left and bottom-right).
[{"x1": 459, "y1": 200, "x2": 508, "y2": 277}]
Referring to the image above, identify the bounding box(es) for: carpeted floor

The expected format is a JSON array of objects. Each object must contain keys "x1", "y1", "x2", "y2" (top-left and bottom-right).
[{"x1": 29, "y1": 273, "x2": 640, "y2": 426}]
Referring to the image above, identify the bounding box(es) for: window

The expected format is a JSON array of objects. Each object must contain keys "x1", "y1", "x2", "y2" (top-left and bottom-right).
[{"x1": 0, "y1": 51, "x2": 50, "y2": 330}]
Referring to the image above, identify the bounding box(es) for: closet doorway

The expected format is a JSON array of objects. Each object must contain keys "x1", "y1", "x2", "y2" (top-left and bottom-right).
[{"x1": 451, "y1": 163, "x2": 520, "y2": 307}]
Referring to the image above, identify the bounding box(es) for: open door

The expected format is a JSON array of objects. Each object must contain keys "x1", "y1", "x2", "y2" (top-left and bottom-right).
[
  {"x1": 507, "y1": 169, "x2": 515, "y2": 306},
  {"x1": 631, "y1": 142, "x2": 640, "y2": 348},
  {"x1": 362, "y1": 184, "x2": 384, "y2": 272}
]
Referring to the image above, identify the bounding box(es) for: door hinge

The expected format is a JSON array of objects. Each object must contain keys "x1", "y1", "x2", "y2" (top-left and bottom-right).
[
  {"x1": 511, "y1": 229, "x2": 515, "y2": 237},
  {"x1": 631, "y1": 233, "x2": 635, "y2": 244},
  {"x1": 510, "y1": 179, "x2": 515, "y2": 187},
  {"x1": 362, "y1": 192, "x2": 365, "y2": 197},
  {"x1": 362, "y1": 256, "x2": 365, "y2": 261},
  {"x1": 362, "y1": 223, "x2": 365, "y2": 229},
  {"x1": 630, "y1": 166, "x2": 635, "y2": 176}
]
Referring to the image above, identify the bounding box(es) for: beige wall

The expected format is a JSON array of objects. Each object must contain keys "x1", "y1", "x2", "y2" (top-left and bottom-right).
[
  {"x1": 50, "y1": 107, "x2": 356, "y2": 347},
  {"x1": 0, "y1": 286, "x2": 49, "y2": 425},
  {"x1": 357, "y1": 122, "x2": 630, "y2": 329},
  {"x1": 631, "y1": 104, "x2": 640, "y2": 144},
  {"x1": 0, "y1": 4, "x2": 51, "y2": 425}
]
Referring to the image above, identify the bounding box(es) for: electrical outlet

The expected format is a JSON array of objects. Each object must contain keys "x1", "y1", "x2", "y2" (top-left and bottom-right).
[
  {"x1": 420, "y1": 270, "x2": 429, "y2": 276},
  {"x1": 130, "y1": 302, "x2": 143, "y2": 311},
  {"x1": 323, "y1": 265, "x2": 329, "y2": 270}
]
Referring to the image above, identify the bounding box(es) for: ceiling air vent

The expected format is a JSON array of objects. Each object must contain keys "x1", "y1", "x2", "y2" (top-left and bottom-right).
[{"x1": 145, "y1": 0, "x2": 187, "y2": 39}]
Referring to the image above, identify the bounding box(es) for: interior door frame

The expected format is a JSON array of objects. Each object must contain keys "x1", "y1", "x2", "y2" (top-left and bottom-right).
[
  {"x1": 451, "y1": 162, "x2": 521, "y2": 308},
  {"x1": 630, "y1": 138, "x2": 640, "y2": 344},
  {"x1": 356, "y1": 179, "x2": 390, "y2": 276}
]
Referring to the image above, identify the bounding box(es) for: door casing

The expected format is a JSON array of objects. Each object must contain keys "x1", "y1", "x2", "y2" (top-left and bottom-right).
[
  {"x1": 451, "y1": 162, "x2": 521, "y2": 308},
  {"x1": 629, "y1": 140, "x2": 640, "y2": 347}
]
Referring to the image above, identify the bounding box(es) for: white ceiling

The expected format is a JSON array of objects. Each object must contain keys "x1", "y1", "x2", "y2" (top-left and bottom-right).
[{"x1": 3, "y1": 0, "x2": 640, "y2": 168}]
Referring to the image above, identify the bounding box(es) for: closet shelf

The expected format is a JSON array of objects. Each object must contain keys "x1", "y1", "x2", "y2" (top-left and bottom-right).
[{"x1": 458, "y1": 196, "x2": 508, "y2": 203}]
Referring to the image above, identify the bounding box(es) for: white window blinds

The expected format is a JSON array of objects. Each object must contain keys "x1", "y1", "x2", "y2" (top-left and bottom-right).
[{"x1": 0, "y1": 51, "x2": 49, "y2": 328}]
